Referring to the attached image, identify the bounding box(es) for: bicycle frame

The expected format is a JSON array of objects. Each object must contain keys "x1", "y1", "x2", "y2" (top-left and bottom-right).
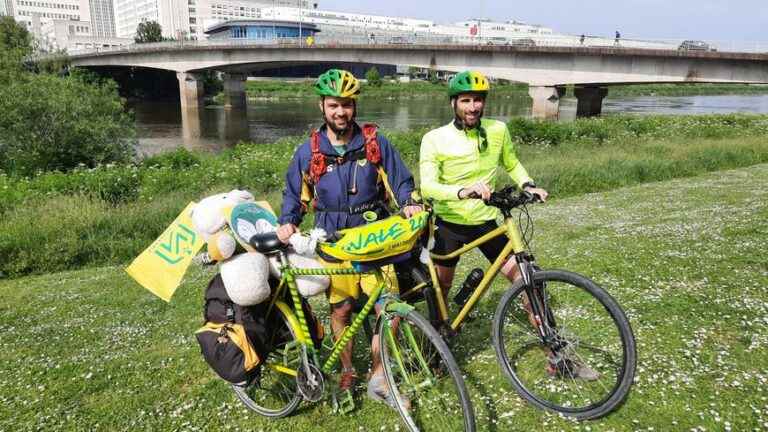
[
  {"x1": 265, "y1": 254, "x2": 389, "y2": 377},
  {"x1": 424, "y1": 216, "x2": 529, "y2": 332}
]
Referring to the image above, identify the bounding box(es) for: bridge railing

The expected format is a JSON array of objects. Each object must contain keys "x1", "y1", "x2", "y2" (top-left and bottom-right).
[{"x1": 62, "y1": 33, "x2": 768, "y2": 57}]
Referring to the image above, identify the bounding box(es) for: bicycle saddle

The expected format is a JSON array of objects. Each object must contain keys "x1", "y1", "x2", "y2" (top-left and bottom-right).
[{"x1": 248, "y1": 233, "x2": 287, "y2": 254}]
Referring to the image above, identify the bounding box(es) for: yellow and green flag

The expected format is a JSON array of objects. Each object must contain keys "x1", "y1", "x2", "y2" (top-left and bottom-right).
[{"x1": 125, "y1": 202, "x2": 205, "y2": 302}]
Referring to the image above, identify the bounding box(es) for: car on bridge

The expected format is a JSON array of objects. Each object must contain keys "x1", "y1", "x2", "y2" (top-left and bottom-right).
[{"x1": 678, "y1": 40, "x2": 716, "y2": 52}]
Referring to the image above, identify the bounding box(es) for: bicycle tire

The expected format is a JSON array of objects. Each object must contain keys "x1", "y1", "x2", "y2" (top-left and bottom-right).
[
  {"x1": 492, "y1": 269, "x2": 636, "y2": 420},
  {"x1": 378, "y1": 309, "x2": 476, "y2": 432},
  {"x1": 232, "y1": 306, "x2": 302, "y2": 418}
]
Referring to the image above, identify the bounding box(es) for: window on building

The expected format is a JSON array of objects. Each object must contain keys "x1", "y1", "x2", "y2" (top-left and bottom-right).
[{"x1": 189, "y1": 17, "x2": 196, "y2": 23}]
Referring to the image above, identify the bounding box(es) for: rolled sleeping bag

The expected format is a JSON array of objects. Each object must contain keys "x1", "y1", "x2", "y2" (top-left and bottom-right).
[
  {"x1": 268, "y1": 253, "x2": 329, "y2": 297},
  {"x1": 220, "y1": 252, "x2": 271, "y2": 306}
]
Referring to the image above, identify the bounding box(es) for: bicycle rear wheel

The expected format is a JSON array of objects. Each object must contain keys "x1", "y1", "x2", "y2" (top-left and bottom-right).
[
  {"x1": 232, "y1": 306, "x2": 301, "y2": 418},
  {"x1": 378, "y1": 309, "x2": 476, "y2": 432},
  {"x1": 492, "y1": 270, "x2": 636, "y2": 420}
]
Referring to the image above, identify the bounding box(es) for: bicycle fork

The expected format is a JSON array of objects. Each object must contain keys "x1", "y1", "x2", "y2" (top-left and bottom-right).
[{"x1": 518, "y1": 260, "x2": 561, "y2": 350}]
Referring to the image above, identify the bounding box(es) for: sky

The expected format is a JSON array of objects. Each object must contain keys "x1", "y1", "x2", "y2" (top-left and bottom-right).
[{"x1": 315, "y1": 0, "x2": 768, "y2": 42}]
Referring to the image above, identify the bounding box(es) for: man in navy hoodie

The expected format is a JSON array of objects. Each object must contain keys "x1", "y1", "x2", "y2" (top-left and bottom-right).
[{"x1": 277, "y1": 69, "x2": 421, "y2": 408}]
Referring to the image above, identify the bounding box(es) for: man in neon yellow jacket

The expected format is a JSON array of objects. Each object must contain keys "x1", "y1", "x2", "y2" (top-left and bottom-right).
[
  {"x1": 420, "y1": 70, "x2": 548, "y2": 280},
  {"x1": 420, "y1": 71, "x2": 598, "y2": 380}
]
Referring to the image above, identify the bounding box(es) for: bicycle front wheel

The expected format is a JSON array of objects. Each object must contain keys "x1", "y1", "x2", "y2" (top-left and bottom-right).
[
  {"x1": 378, "y1": 309, "x2": 476, "y2": 432},
  {"x1": 492, "y1": 270, "x2": 636, "y2": 420},
  {"x1": 232, "y1": 306, "x2": 302, "y2": 418}
]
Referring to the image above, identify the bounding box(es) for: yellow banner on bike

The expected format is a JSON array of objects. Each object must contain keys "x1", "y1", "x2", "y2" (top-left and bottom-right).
[
  {"x1": 318, "y1": 211, "x2": 428, "y2": 262},
  {"x1": 125, "y1": 202, "x2": 205, "y2": 302}
]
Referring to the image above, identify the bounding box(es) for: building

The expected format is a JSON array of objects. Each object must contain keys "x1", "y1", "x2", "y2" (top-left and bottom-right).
[
  {"x1": 88, "y1": 0, "x2": 114, "y2": 36},
  {"x1": 204, "y1": 19, "x2": 318, "y2": 40},
  {"x1": 4, "y1": 0, "x2": 117, "y2": 43},
  {"x1": 114, "y1": 0, "x2": 313, "y2": 39},
  {"x1": 39, "y1": 18, "x2": 130, "y2": 51},
  {"x1": 10, "y1": 0, "x2": 89, "y2": 29}
]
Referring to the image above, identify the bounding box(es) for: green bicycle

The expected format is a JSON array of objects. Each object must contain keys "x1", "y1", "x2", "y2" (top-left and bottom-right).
[
  {"x1": 398, "y1": 187, "x2": 637, "y2": 420},
  {"x1": 231, "y1": 231, "x2": 476, "y2": 432}
]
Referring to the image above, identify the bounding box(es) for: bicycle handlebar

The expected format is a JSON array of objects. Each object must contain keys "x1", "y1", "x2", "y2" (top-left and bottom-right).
[{"x1": 485, "y1": 186, "x2": 542, "y2": 211}]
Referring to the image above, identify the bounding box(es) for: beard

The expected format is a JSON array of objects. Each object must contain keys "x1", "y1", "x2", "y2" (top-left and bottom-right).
[
  {"x1": 322, "y1": 107, "x2": 356, "y2": 137},
  {"x1": 454, "y1": 106, "x2": 484, "y2": 129},
  {"x1": 454, "y1": 110, "x2": 483, "y2": 129}
]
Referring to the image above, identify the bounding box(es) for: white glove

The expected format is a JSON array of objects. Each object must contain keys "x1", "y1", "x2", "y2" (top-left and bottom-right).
[{"x1": 288, "y1": 228, "x2": 328, "y2": 256}]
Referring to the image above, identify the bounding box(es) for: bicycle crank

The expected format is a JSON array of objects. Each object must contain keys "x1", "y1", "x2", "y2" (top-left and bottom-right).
[{"x1": 296, "y1": 363, "x2": 324, "y2": 402}]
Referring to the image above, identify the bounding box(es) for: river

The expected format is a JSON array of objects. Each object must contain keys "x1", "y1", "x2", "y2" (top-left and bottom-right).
[{"x1": 131, "y1": 94, "x2": 768, "y2": 156}]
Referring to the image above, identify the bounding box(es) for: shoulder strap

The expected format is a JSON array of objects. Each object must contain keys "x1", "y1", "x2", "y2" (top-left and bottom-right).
[
  {"x1": 308, "y1": 129, "x2": 326, "y2": 185},
  {"x1": 362, "y1": 123, "x2": 381, "y2": 165},
  {"x1": 362, "y1": 123, "x2": 400, "y2": 210}
]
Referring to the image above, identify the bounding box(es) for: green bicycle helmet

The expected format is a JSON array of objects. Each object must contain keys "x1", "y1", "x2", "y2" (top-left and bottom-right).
[
  {"x1": 314, "y1": 69, "x2": 361, "y2": 99},
  {"x1": 448, "y1": 70, "x2": 490, "y2": 97}
]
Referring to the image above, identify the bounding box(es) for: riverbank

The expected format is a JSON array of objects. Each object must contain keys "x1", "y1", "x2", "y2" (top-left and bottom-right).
[
  {"x1": 2, "y1": 164, "x2": 766, "y2": 430},
  {"x1": 2, "y1": 114, "x2": 768, "y2": 277},
  {"x1": 213, "y1": 80, "x2": 768, "y2": 102}
]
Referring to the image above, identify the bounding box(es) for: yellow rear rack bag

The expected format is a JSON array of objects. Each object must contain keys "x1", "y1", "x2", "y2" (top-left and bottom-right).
[{"x1": 317, "y1": 211, "x2": 429, "y2": 262}]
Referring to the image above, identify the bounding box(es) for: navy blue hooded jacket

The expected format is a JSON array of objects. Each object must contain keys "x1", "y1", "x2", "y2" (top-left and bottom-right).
[{"x1": 278, "y1": 123, "x2": 415, "y2": 234}]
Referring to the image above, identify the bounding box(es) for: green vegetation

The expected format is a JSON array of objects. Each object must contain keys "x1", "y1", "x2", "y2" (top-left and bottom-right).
[
  {"x1": 365, "y1": 66, "x2": 382, "y2": 87},
  {"x1": 134, "y1": 20, "x2": 163, "y2": 44},
  {"x1": 1, "y1": 165, "x2": 766, "y2": 430},
  {"x1": 608, "y1": 83, "x2": 768, "y2": 97},
  {"x1": 2, "y1": 114, "x2": 768, "y2": 278},
  {"x1": 0, "y1": 17, "x2": 136, "y2": 176},
  {"x1": 242, "y1": 79, "x2": 528, "y2": 99},
  {"x1": 234, "y1": 79, "x2": 768, "y2": 102}
]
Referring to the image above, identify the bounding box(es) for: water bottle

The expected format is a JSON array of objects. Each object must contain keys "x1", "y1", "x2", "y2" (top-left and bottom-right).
[{"x1": 453, "y1": 268, "x2": 484, "y2": 306}]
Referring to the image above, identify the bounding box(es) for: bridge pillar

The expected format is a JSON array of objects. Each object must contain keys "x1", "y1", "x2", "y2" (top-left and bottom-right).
[
  {"x1": 528, "y1": 86, "x2": 566, "y2": 120},
  {"x1": 574, "y1": 86, "x2": 609, "y2": 117},
  {"x1": 223, "y1": 73, "x2": 248, "y2": 109},
  {"x1": 177, "y1": 72, "x2": 203, "y2": 110}
]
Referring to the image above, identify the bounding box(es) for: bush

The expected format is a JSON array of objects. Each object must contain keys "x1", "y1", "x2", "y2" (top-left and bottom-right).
[
  {"x1": 365, "y1": 67, "x2": 382, "y2": 87},
  {"x1": 0, "y1": 71, "x2": 136, "y2": 176}
]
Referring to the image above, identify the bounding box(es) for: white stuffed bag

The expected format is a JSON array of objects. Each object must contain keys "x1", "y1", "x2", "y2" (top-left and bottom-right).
[{"x1": 220, "y1": 252, "x2": 271, "y2": 306}]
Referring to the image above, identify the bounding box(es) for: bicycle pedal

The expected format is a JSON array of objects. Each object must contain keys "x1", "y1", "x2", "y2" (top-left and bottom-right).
[{"x1": 337, "y1": 390, "x2": 355, "y2": 414}]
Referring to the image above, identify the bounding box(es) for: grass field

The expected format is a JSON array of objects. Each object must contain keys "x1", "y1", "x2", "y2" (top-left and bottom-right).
[{"x1": 1, "y1": 164, "x2": 766, "y2": 431}]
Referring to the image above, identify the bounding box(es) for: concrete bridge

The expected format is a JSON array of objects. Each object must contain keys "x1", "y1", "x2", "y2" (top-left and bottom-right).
[{"x1": 69, "y1": 41, "x2": 768, "y2": 119}]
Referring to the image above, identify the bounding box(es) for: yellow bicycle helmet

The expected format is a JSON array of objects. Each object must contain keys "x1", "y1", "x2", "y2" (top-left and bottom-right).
[
  {"x1": 448, "y1": 70, "x2": 490, "y2": 97},
  {"x1": 314, "y1": 69, "x2": 361, "y2": 99}
]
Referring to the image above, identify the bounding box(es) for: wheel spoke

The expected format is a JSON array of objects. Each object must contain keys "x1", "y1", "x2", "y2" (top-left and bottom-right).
[
  {"x1": 493, "y1": 270, "x2": 636, "y2": 420},
  {"x1": 380, "y1": 311, "x2": 475, "y2": 431}
]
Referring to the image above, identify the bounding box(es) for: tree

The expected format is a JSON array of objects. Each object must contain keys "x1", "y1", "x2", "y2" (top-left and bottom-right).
[
  {"x1": 0, "y1": 16, "x2": 33, "y2": 77},
  {"x1": 0, "y1": 69, "x2": 136, "y2": 175},
  {"x1": 365, "y1": 66, "x2": 382, "y2": 87},
  {"x1": 135, "y1": 21, "x2": 163, "y2": 44}
]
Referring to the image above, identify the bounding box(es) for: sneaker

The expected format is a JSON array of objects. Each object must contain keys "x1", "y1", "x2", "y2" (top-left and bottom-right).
[
  {"x1": 339, "y1": 368, "x2": 358, "y2": 392},
  {"x1": 367, "y1": 373, "x2": 411, "y2": 410},
  {"x1": 547, "y1": 358, "x2": 601, "y2": 381}
]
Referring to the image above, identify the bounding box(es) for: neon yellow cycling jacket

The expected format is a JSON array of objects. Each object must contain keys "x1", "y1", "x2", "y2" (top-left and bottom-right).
[{"x1": 419, "y1": 118, "x2": 533, "y2": 225}]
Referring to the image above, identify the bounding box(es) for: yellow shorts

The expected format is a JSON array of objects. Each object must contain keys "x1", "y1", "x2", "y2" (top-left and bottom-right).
[{"x1": 320, "y1": 259, "x2": 400, "y2": 305}]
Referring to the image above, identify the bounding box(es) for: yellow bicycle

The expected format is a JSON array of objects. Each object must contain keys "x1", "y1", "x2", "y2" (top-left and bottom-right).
[
  {"x1": 399, "y1": 187, "x2": 637, "y2": 420},
  {"x1": 231, "y1": 216, "x2": 476, "y2": 432}
]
